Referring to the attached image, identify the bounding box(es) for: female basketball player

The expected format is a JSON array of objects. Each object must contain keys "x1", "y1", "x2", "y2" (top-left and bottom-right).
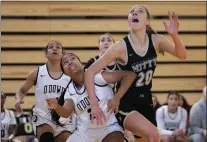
[
  {"x1": 84, "y1": 33, "x2": 121, "y2": 72},
  {"x1": 1, "y1": 92, "x2": 17, "y2": 142},
  {"x1": 47, "y1": 52, "x2": 137, "y2": 142},
  {"x1": 85, "y1": 5, "x2": 186, "y2": 142},
  {"x1": 15, "y1": 40, "x2": 75, "y2": 142},
  {"x1": 85, "y1": 33, "x2": 134, "y2": 141},
  {"x1": 156, "y1": 91, "x2": 188, "y2": 142}
]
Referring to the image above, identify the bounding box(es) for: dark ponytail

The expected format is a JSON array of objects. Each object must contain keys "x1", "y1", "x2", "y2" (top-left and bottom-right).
[
  {"x1": 142, "y1": 5, "x2": 164, "y2": 55},
  {"x1": 141, "y1": 5, "x2": 157, "y2": 35},
  {"x1": 51, "y1": 81, "x2": 70, "y2": 126}
]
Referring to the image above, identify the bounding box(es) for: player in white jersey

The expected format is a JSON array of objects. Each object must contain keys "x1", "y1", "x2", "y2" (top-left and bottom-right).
[
  {"x1": 1, "y1": 92, "x2": 17, "y2": 142},
  {"x1": 15, "y1": 41, "x2": 76, "y2": 142},
  {"x1": 47, "y1": 53, "x2": 136, "y2": 142},
  {"x1": 156, "y1": 91, "x2": 188, "y2": 142}
]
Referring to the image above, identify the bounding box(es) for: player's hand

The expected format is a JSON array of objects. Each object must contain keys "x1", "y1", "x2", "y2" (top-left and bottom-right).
[
  {"x1": 90, "y1": 104, "x2": 106, "y2": 125},
  {"x1": 15, "y1": 98, "x2": 24, "y2": 113},
  {"x1": 107, "y1": 96, "x2": 120, "y2": 113},
  {"x1": 172, "y1": 129, "x2": 185, "y2": 136},
  {"x1": 163, "y1": 11, "x2": 179, "y2": 36},
  {"x1": 47, "y1": 98, "x2": 58, "y2": 110}
]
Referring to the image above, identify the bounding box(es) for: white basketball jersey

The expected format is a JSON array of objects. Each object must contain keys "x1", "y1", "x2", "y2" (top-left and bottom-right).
[
  {"x1": 34, "y1": 64, "x2": 71, "y2": 118},
  {"x1": 160, "y1": 105, "x2": 186, "y2": 131},
  {"x1": 64, "y1": 72, "x2": 118, "y2": 129},
  {"x1": 1, "y1": 110, "x2": 17, "y2": 139}
]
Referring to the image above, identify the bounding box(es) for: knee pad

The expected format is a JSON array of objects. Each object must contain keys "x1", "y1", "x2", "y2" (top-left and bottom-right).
[{"x1": 39, "y1": 132, "x2": 54, "y2": 142}]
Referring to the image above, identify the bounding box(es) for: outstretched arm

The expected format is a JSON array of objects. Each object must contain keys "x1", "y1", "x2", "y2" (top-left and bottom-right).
[
  {"x1": 159, "y1": 11, "x2": 186, "y2": 59},
  {"x1": 102, "y1": 71, "x2": 136, "y2": 111},
  {"x1": 15, "y1": 70, "x2": 37, "y2": 112},
  {"x1": 47, "y1": 98, "x2": 75, "y2": 118}
]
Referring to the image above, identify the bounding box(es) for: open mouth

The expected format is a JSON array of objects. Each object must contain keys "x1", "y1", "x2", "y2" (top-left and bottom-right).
[
  {"x1": 69, "y1": 65, "x2": 76, "y2": 71},
  {"x1": 52, "y1": 53, "x2": 58, "y2": 55},
  {"x1": 132, "y1": 18, "x2": 139, "y2": 23}
]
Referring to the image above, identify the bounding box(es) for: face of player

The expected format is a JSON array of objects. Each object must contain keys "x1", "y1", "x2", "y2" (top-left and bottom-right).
[
  {"x1": 128, "y1": 5, "x2": 150, "y2": 31},
  {"x1": 168, "y1": 94, "x2": 179, "y2": 110},
  {"x1": 62, "y1": 54, "x2": 83, "y2": 77},
  {"x1": 45, "y1": 40, "x2": 63, "y2": 61},
  {"x1": 99, "y1": 34, "x2": 114, "y2": 54}
]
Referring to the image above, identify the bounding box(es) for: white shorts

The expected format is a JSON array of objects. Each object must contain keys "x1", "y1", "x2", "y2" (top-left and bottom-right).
[
  {"x1": 32, "y1": 112, "x2": 76, "y2": 137},
  {"x1": 66, "y1": 122, "x2": 123, "y2": 142}
]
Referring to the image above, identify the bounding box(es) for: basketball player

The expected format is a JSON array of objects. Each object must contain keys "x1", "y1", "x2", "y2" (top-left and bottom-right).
[
  {"x1": 156, "y1": 91, "x2": 188, "y2": 142},
  {"x1": 84, "y1": 33, "x2": 121, "y2": 72},
  {"x1": 85, "y1": 33, "x2": 134, "y2": 141},
  {"x1": 47, "y1": 53, "x2": 136, "y2": 142},
  {"x1": 84, "y1": 5, "x2": 187, "y2": 142},
  {"x1": 1, "y1": 92, "x2": 17, "y2": 142},
  {"x1": 15, "y1": 40, "x2": 76, "y2": 142}
]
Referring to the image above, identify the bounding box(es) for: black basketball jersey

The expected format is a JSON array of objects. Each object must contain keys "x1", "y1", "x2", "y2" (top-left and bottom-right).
[
  {"x1": 84, "y1": 55, "x2": 121, "y2": 71},
  {"x1": 119, "y1": 32, "x2": 157, "y2": 109},
  {"x1": 84, "y1": 55, "x2": 121, "y2": 93}
]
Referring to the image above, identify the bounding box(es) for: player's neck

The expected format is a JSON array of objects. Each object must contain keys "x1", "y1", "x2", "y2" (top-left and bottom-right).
[
  {"x1": 130, "y1": 28, "x2": 147, "y2": 47},
  {"x1": 168, "y1": 107, "x2": 177, "y2": 114},
  {"x1": 47, "y1": 61, "x2": 61, "y2": 72},
  {"x1": 72, "y1": 71, "x2": 84, "y2": 88}
]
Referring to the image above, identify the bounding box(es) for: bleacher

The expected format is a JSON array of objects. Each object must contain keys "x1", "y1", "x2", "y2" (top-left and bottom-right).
[{"x1": 1, "y1": 1, "x2": 206, "y2": 110}]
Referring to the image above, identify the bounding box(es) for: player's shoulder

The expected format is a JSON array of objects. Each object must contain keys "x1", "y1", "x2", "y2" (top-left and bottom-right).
[
  {"x1": 157, "y1": 105, "x2": 167, "y2": 111},
  {"x1": 178, "y1": 106, "x2": 187, "y2": 113}
]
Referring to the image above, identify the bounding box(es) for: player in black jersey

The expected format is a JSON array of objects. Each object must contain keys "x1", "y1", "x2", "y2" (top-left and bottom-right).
[
  {"x1": 84, "y1": 33, "x2": 121, "y2": 93},
  {"x1": 85, "y1": 5, "x2": 186, "y2": 142},
  {"x1": 84, "y1": 33, "x2": 133, "y2": 141},
  {"x1": 84, "y1": 33, "x2": 121, "y2": 72}
]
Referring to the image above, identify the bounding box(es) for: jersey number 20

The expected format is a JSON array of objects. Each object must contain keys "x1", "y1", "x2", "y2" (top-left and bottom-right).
[{"x1": 136, "y1": 70, "x2": 153, "y2": 87}]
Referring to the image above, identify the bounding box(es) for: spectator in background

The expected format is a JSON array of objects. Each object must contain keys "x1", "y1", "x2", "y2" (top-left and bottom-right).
[
  {"x1": 188, "y1": 86, "x2": 206, "y2": 142},
  {"x1": 156, "y1": 91, "x2": 188, "y2": 142},
  {"x1": 178, "y1": 94, "x2": 191, "y2": 117},
  {"x1": 152, "y1": 95, "x2": 161, "y2": 112},
  {"x1": 1, "y1": 92, "x2": 17, "y2": 142}
]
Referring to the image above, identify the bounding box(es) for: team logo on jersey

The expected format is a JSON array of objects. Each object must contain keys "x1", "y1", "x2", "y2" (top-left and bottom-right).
[
  {"x1": 32, "y1": 115, "x2": 38, "y2": 122},
  {"x1": 40, "y1": 75, "x2": 46, "y2": 77},
  {"x1": 131, "y1": 57, "x2": 157, "y2": 72}
]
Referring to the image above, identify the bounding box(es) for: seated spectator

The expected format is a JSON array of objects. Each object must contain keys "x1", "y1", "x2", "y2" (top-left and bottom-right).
[
  {"x1": 188, "y1": 86, "x2": 206, "y2": 142},
  {"x1": 156, "y1": 91, "x2": 188, "y2": 142},
  {"x1": 152, "y1": 95, "x2": 161, "y2": 112},
  {"x1": 1, "y1": 92, "x2": 17, "y2": 142},
  {"x1": 178, "y1": 94, "x2": 191, "y2": 117}
]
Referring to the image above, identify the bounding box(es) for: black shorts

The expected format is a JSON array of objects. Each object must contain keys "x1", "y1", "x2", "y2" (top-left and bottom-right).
[{"x1": 116, "y1": 105, "x2": 157, "y2": 139}]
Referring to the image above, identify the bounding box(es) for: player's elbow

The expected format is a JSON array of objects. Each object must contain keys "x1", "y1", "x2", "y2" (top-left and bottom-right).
[
  {"x1": 177, "y1": 50, "x2": 187, "y2": 60},
  {"x1": 178, "y1": 54, "x2": 187, "y2": 60}
]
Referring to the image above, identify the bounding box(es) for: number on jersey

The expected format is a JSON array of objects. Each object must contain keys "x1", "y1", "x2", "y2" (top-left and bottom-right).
[
  {"x1": 1, "y1": 129, "x2": 5, "y2": 137},
  {"x1": 136, "y1": 70, "x2": 153, "y2": 87},
  {"x1": 24, "y1": 123, "x2": 33, "y2": 133}
]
